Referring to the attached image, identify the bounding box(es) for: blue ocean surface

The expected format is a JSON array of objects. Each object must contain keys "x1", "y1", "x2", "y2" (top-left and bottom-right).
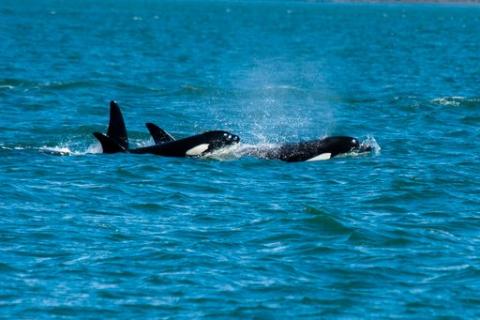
[{"x1": 1, "y1": 0, "x2": 480, "y2": 318}]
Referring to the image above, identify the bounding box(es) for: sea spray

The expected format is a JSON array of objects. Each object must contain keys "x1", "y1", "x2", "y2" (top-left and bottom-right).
[{"x1": 211, "y1": 59, "x2": 340, "y2": 144}]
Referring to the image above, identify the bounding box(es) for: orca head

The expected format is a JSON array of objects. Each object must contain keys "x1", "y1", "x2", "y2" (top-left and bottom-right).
[
  {"x1": 322, "y1": 136, "x2": 373, "y2": 155},
  {"x1": 322, "y1": 136, "x2": 362, "y2": 156},
  {"x1": 199, "y1": 130, "x2": 240, "y2": 154}
]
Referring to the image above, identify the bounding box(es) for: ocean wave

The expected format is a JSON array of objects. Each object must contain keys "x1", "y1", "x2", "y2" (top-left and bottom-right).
[{"x1": 432, "y1": 96, "x2": 480, "y2": 107}]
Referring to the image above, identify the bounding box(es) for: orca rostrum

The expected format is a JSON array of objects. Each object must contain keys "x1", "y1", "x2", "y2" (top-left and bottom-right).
[{"x1": 93, "y1": 101, "x2": 240, "y2": 157}]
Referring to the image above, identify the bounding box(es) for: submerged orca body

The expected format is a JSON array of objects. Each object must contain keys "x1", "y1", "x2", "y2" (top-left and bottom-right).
[
  {"x1": 93, "y1": 101, "x2": 240, "y2": 157},
  {"x1": 246, "y1": 136, "x2": 372, "y2": 162}
]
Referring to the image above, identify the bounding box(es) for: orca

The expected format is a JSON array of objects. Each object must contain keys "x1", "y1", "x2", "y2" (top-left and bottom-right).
[
  {"x1": 92, "y1": 101, "x2": 371, "y2": 162},
  {"x1": 142, "y1": 122, "x2": 372, "y2": 162},
  {"x1": 244, "y1": 136, "x2": 372, "y2": 162},
  {"x1": 93, "y1": 101, "x2": 240, "y2": 157}
]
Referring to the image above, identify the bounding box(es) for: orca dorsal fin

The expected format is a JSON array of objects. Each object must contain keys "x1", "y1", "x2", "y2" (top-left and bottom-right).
[
  {"x1": 107, "y1": 101, "x2": 128, "y2": 150},
  {"x1": 145, "y1": 122, "x2": 175, "y2": 144},
  {"x1": 93, "y1": 132, "x2": 127, "y2": 153}
]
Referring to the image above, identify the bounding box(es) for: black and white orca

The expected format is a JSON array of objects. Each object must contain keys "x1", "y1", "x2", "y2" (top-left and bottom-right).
[
  {"x1": 250, "y1": 136, "x2": 372, "y2": 162},
  {"x1": 93, "y1": 101, "x2": 240, "y2": 157},
  {"x1": 93, "y1": 101, "x2": 371, "y2": 162},
  {"x1": 142, "y1": 122, "x2": 372, "y2": 162}
]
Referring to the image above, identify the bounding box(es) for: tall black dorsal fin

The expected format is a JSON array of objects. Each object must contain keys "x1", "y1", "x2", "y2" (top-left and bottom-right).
[
  {"x1": 145, "y1": 122, "x2": 175, "y2": 144},
  {"x1": 107, "y1": 101, "x2": 128, "y2": 150},
  {"x1": 93, "y1": 132, "x2": 127, "y2": 153}
]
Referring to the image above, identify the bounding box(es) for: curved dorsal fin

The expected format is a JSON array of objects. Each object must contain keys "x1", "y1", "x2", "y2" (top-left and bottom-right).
[
  {"x1": 107, "y1": 101, "x2": 128, "y2": 150},
  {"x1": 145, "y1": 122, "x2": 175, "y2": 144}
]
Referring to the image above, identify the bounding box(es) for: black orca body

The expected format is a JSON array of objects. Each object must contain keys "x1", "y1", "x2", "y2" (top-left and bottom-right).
[
  {"x1": 246, "y1": 136, "x2": 372, "y2": 162},
  {"x1": 93, "y1": 101, "x2": 240, "y2": 157},
  {"x1": 130, "y1": 130, "x2": 240, "y2": 157}
]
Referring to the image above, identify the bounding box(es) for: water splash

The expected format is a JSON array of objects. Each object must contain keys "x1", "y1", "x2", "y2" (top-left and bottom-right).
[
  {"x1": 38, "y1": 137, "x2": 157, "y2": 156},
  {"x1": 39, "y1": 143, "x2": 102, "y2": 156},
  {"x1": 229, "y1": 60, "x2": 338, "y2": 143},
  {"x1": 203, "y1": 143, "x2": 280, "y2": 161},
  {"x1": 360, "y1": 136, "x2": 381, "y2": 155}
]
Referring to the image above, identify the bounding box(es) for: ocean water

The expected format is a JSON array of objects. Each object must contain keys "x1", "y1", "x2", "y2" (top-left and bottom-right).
[{"x1": 1, "y1": 0, "x2": 480, "y2": 318}]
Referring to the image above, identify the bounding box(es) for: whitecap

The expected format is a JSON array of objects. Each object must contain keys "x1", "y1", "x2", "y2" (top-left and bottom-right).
[{"x1": 432, "y1": 96, "x2": 465, "y2": 107}]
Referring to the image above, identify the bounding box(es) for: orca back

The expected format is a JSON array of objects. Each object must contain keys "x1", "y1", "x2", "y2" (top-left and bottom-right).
[
  {"x1": 274, "y1": 136, "x2": 359, "y2": 162},
  {"x1": 131, "y1": 130, "x2": 240, "y2": 157}
]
